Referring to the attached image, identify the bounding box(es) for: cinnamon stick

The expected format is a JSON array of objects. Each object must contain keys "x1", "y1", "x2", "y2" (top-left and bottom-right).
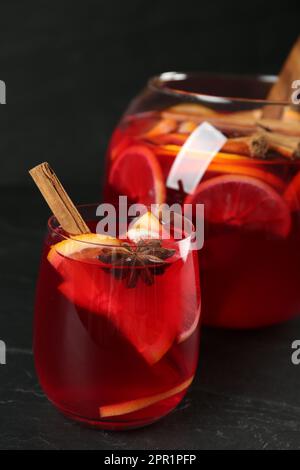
[
  {"x1": 143, "y1": 118, "x2": 177, "y2": 138},
  {"x1": 267, "y1": 143, "x2": 296, "y2": 159},
  {"x1": 221, "y1": 130, "x2": 300, "y2": 159},
  {"x1": 29, "y1": 162, "x2": 90, "y2": 235},
  {"x1": 161, "y1": 111, "x2": 300, "y2": 137},
  {"x1": 262, "y1": 131, "x2": 300, "y2": 159},
  {"x1": 263, "y1": 37, "x2": 300, "y2": 119},
  {"x1": 178, "y1": 120, "x2": 198, "y2": 133},
  {"x1": 258, "y1": 118, "x2": 300, "y2": 137},
  {"x1": 221, "y1": 133, "x2": 269, "y2": 158},
  {"x1": 261, "y1": 130, "x2": 300, "y2": 147},
  {"x1": 161, "y1": 111, "x2": 257, "y2": 136}
]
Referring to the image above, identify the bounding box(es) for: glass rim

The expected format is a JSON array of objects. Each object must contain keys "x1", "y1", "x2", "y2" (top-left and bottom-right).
[
  {"x1": 148, "y1": 71, "x2": 299, "y2": 107},
  {"x1": 47, "y1": 202, "x2": 196, "y2": 247}
]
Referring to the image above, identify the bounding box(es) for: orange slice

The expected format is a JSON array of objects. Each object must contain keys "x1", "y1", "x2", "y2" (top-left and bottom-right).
[
  {"x1": 185, "y1": 174, "x2": 291, "y2": 238},
  {"x1": 155, "y1": 144, "x2": 181, "y2": 157},
  {"x1": 109, "y1": 145, "x2": 166, "y2": 205},
  {"x1": 99, "y1": 376, "x2": 194, "y2": 418},
  {"x1": 110, "y1": 134, "x2": 136, "y2": 162},
  {"x1": 207, "y1": 162, "x2": 285, "y2": 191},
  {"x1": 128, "y1": 211, "x2": 200, "y2": 345},
  {"x1": 47, "y1": 233, "x2": 120, "y2": 269},
  {"x1": 58, "y1": 278, "x2": 176, "y2": 365},
  {"x1": 177, "y1": 304, "x2": 201, "y2": 343},
  {"x1": 156, "y1": 145, "x2": 274, "y2": 166},
  {"x1": 213, "y1": 152, "x2": 274, "y2": 165},
  {"x1": 47, "y1": 233, "x2": 176, "y2": 366}
]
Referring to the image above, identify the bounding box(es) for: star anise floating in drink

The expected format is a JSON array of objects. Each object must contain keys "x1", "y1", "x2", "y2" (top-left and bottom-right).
[{"x1": 98, "y1": 239, "x2": 175, "y2": 288}]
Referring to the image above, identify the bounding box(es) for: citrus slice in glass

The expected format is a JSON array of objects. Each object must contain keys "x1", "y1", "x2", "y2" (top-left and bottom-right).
[
  {"x1": 47, "y1": 233, "x2": 178, "y2": 365},
  {"x1": 177, "y1": 303, "x2": 201, "y2": 343},
  {"x1": 57, "y1": 276, "x2": 177, "y2": 365},
  {"x1": 185, "y1": 174, "x2": 291, "y2": 237},
  {"x1": 128, "y1": 211, "x2": 200, "y2": 344},
  {"x1": 109, "y1": 145, "x2": 166, "y2": 205},
  {"x1": 127, "y1": 210, "x2": 168, "y2": 241},
  {"x1": 99, "y1": 375, "x2": 194, "y2": 418},
  {"x1": 47, "y1": 233, "x2": 120, "y2": 269}
]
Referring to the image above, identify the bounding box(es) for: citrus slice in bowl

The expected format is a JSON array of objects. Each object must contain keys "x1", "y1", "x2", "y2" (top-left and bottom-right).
[
  {"x1": 213, "y1": 151, "x2": 275, "y2": 166},
  {"x1": 207, "y1": 163, "x2": 285, "y2": 191},
  {"x1": 185, "y1": 174, "x2": 291, "y2": 237},
  {"x1": 99, "y1": 375, "x2": 194, "y2": 418},
  {"x1": 109, "y1": 145, "x2": 166, "y2": 205}
]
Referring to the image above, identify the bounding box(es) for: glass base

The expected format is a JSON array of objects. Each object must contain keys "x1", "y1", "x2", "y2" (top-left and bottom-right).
[
  {"x1": 60, "y1": 407, "x2": 171, "y2": 431},
  {"x1": 46, "y1": 388, "x2": 187, "y2": 431}
]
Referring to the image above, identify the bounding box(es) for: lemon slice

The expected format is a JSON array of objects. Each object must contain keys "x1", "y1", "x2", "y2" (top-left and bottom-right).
[
  {"x1": 47, "y1": 233, "x2": 120, "y2": 267},
  {"x1": 99, "y1": 376, "x2": 194, "y2": 418}
]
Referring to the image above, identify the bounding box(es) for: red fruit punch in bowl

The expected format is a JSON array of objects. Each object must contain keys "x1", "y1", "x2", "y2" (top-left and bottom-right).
[{"x1": 104, "y1": 72, "x2": 300, "y2": 329}]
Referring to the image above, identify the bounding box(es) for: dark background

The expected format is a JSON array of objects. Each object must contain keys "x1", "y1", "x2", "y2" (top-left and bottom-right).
[
  {"x1": 1, "y1": 0, "x2": 300, "y2": 450},
  {"x1": 0, "y1": 0, "x2": 299, "y2": 194}
]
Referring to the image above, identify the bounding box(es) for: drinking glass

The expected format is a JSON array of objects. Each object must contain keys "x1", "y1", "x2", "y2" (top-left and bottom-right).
[
  {"x1": 34, "y1": 204, "x2": 200, "y2": 429},
  {"x1": 104, "y1": 72, "x2": 300, "y2": 329}
]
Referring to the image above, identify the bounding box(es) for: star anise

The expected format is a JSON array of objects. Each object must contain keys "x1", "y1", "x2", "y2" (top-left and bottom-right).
[{"x1": 98, "y1": 240, "x2": 175, "y2": 288}]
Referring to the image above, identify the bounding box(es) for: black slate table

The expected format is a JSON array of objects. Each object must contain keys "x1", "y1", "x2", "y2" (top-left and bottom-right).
[{"x1": 1, "y1": 186, "x2": 300, "y2": 450}]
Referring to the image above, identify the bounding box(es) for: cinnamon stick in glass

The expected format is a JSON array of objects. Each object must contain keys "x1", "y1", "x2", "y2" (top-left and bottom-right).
[{"x1": 29, "y1": 162, "x2": 90, "y2": 235}]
